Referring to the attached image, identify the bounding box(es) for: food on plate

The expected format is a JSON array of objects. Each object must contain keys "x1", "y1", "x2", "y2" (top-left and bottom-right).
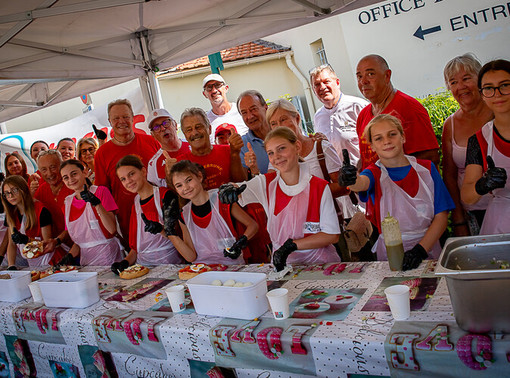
[
  {"x1": 119, "y1": 264, "x2": 149, "y2": 280},
  {"x1": 178, "y1": 263, "x2": 227, "y2": 280},
  {"x1": 31, "y1": 271, "x2": 41, "y2": 281},
  {"x1": 22, "y1": 241, "x2": 44, "y2": 259},
  {"x1": 40, "y1": 265, "x2": 78, "y2": 279},
  {"x1": 0, "y1": 274, "x2": 11, "y2": 279}
]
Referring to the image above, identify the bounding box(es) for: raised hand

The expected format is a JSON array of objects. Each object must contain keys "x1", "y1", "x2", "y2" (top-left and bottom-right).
[
  {"x1": 272, "y1": 238, "x2": 298, "y2": 272},
  {"x1": 402, "y1": 244, "x2": 428, "y2": 271},
  {"x1": 163, "y1": 198, "x2": 180, "y2": 236},
  {"x1": 228, "y1": 132, "x2": 244, "y2": 154},
  {"x1": 141, "y1": 213, "x2": 163, "y2": 235},
  {"x1": 244, "y1": 142, "x2": 259, "y2": 173},
  {"x1": 11, "y1": 227, "x2": 29, "y2": 245},
  {"x1": 80, "y1": 184, "x2": 101, "y2": 206},
  {"x1": 92, "y1": 124, "x2": 107, "y2": 140},
  {"x1": 475, "y1": 155, "x2": 507, "y2": 195},
  {"x1": 338, "y1": 149, "x2": 358, "y2": 187},
  {"x1": 224, "y1": 235, "x2": 248, "y2": 259},
  {"x1": 218, "y1": 183, "x2": 247, "y2": 204},
  {"x1": 162, "y1": 150, "x2": 178, "y2": 179}
]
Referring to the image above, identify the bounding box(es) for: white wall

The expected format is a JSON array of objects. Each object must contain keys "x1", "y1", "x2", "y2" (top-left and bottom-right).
[{"x1": 267, "y1": 0, "x2": 510, "y2": 98}]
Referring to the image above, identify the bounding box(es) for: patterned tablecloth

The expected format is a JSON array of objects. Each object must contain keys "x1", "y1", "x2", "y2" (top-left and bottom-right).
[{"x1": 0, "y1": 261, "x2": 505, "y2": 377}]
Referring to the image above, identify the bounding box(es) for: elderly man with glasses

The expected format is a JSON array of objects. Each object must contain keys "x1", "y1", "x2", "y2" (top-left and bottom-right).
[
  {"x1": 202, "y1": 73, "x2": 249, "y2": 142},
  {"x1": 146, "y1": 109, "x2": 190, "y2": 187}
]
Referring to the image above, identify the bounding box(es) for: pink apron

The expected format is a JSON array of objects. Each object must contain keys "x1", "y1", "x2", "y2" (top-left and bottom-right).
[
  {"x1": 134, "y1": 187, "x2": 182, "y2": 265},
  {"x1": 479, "y1": 122, "x2": 510, "y2": 235},
  {"x1": 267, "y1": 172, "x2": 339, "y2": 265},
  {"x1": 373, "y1": 156, "x2": 441, "y2": 260},
  {"x1": 64, "y1": 187, "x2": 124, "y2": 266},
  {"x1": 183, "y1": 189, "x2": 244, "y2": 265}
]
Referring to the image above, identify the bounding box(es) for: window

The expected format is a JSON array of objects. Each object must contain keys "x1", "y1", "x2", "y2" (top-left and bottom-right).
[{"x1": 310, "y1": 39, "x2": 328, "y2": 66}]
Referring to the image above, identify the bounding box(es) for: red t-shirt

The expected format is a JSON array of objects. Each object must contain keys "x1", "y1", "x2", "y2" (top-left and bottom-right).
[
  {"x1": 94, "y1": 134, "x2": 160, "y2": 241},
  {"x1": 34, "y1": 181, "x2": 74, "y2": 215},
  {"x1": 356, "y1": 90, "x2": 439, "y2": 170},
  {"x1": 147, "y1": 143, "x2": 190, "y2": 186},
  {"x1": 178, "y1": 145, "x2": 231, "y2": 190}
]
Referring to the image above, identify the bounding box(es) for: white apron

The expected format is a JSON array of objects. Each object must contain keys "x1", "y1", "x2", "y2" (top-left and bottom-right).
[
  {"x1": 373, "y1": 156, "x2": 441, "y2": 260},
  {"x1": 134, "y1": 187, "x2": 182, "y2": 265},
  {"x1": 18, "y1": 217, "x2": 53, "y2": 267},
  {"x1": 479, "y1": 122, "x2": 510, "y2": 235},
  {"x1": 267, "y1": 171, "x2": 339, "y2": 265},
  {"x1": 183, "y1": 189, "x2": 244, "y2": 265},
  {"x1": 64, "y1": 187, "x2": 123, "y2": 266}
]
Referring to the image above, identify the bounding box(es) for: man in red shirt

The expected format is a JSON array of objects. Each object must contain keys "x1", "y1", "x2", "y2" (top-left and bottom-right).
[
  {"x1": 355, "y1": 54, "x2": 439, "y2": 170},
  {"x1": 146, "y1": 108, "x2": 190, "y2": 187},
  {"x1": 178, "y1": 107, "x2": 246, "y2": 190},
  {"x1": 34, "y1": 150, "x2": 74, "y2": 212},
  {"x1": 94, "y1": 99, "x2": 160, "y2": 242}
]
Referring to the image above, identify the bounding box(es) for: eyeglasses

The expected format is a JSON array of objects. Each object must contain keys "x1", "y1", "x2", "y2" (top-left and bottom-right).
[
  {"x1": 151, "y1": 119, "x2": 174, "y2": 133},
  {"x1": 80, "y1": 147, "x2": 95, "y2": 155},
  {"x1": 480, "y1": 83, "x2": 510, "y2": 98},
  {"x1": 2, "y1": 187, "x2": 20, "y2": 198},
  {"x1": 204, "y1": 82, "x2": 224, "y2": 92}
]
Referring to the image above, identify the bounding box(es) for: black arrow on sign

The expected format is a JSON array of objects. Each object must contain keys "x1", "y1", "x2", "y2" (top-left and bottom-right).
[{"x1": 413, "y1": 25, "x2": 441, "y2": 40}]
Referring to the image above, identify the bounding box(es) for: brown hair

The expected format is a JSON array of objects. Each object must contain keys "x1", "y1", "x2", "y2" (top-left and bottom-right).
[
  {"x1": 108, "y1": 99, "x2": 134, "y2": 118},
  {"x1": 169, "y1": 160, "x2": 206, "y2": 190},
  {"x1": 4, "y1": 152, "x2": 28, "y2": 181},
  {"x1": 115, "y1": 155, "x2": 144, "y2": 171},
  {"x1": 2, "y1": 175, "x2": 36, "y2": 231},
  {"x1": 363, "y1": 114, "x2": 404, "y2": 143},
  {"x1": 264, "y1": 126, "x2": 299, "y2": 147}
]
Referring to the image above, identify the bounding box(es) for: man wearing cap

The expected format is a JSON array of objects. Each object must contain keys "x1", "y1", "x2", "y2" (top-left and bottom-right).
[
  {"x1": 237, "y1": 90, "x2": 271, "y2": 175},
  {"x1": 94, "y1": 99, "x2": 160, "y2": 241},
  {"x1": 147, "y1": 108, "x2": 190, "y2": 187},
  {"x1": 215, "y1": 123, "x2": 237, "y2": 145},
  {"x1": 202, "y1": 73, "x2": 249, "y2": 141}
]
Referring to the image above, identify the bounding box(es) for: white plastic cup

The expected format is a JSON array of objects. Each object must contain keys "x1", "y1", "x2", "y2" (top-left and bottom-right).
[
  {"x1": 384, "y1": 284, "x2": 410, "y2": 320},
  {"x1": 28, "y1": 282, "x2": 43, "y2": 303},
  {"x1": 266, "y1": 288, "x2": 289, "y2": 320},
  {"x1": 166, "y1": 285, "x2": 186, "y2": 313}
]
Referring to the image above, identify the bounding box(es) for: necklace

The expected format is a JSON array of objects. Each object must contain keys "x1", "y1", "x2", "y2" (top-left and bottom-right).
[
  {"x1": 112, "y1": 133, "x2": 135, "y2": 146},
  {"x1": 372, "y1": 88, "x2": 395, "y2": 116}
]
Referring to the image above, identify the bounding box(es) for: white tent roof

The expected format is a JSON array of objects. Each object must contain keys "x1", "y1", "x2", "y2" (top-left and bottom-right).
[{"x1": 0, "y1": 0, "x2": 377, "y2": 123}]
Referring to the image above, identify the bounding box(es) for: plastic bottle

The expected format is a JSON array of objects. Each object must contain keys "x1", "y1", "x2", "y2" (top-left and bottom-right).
[{"x1": 382, "y1": 213, "x2": 404, "y2": 271}]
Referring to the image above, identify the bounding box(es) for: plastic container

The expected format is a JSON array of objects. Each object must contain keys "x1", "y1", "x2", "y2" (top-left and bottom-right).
[
  {"x1": 186, "y1": 271, "x2": 268, "y2": 319},
  {"x1": 38, "y1": 272, "x2": 100, "y2": 308},
  {"x1": 0, "y1": 271, "x2": 31, "y2": 302},
  {"x1": 381, "y1": 213, "x2": 404, "y2": 271},
  {"x1": 435, "y1": 233, "x2": 510, "y2": 333}
]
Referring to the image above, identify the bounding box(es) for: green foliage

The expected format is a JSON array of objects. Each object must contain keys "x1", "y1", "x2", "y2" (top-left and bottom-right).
[{"x1": 416, "y1": 89, "x2": 459, "y2": 146}]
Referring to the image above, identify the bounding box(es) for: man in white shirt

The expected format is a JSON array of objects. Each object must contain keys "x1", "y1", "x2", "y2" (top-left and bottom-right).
[
  {"x1": 202, "y1": 73, "x2": 248, "y2": 141},
  {"x1": 310, "y1": 64, "x2": 368, "y2": 167}
]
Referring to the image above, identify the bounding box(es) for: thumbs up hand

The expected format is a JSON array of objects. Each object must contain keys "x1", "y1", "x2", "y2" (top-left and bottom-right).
[
  {"x1": 80, "y1": 184, "x2": 101, "y2": 206},
  {"x1": 338, "y1": 149, "x2": 358, "y2": 187},
  {"x1": 475, "y1": 155, "x2": 507, "y2": 195},
  {"x1": 141, "y1": 213, "x2": 163, "y2": 235},
  {"x1": 244, "y1": 142, "x2": 259, "y2": 174}
]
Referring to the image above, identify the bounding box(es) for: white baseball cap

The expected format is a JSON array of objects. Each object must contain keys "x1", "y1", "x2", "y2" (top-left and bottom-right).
[
  {"x1": 147, "y1": 108, "x2": 174, "y2": 130},
  {"x1": 202, "y1": 73, "x2": 226, "y2": 88}
]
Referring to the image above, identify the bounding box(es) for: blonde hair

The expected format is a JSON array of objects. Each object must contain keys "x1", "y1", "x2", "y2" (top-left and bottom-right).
[
  {"x1": 2, "y1": 175, "x2": 36, "y2": 231},
  {"x1": 266, "y1": 99, "x2": 300, "y2": 124},
  {"x1": 76, "y1": 137, "x2": 98, "y2": 161},
  {"x1": 264, "y1": 126, "x2": 299, "y2": 147},
  {"x1": 363, "y1": 114, "x2": 404, "y2": 143}
]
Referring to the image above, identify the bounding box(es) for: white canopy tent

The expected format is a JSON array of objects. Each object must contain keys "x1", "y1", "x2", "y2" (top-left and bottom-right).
[{"x1": 0, "y1": 0, "x2": 379, "y2": 124}]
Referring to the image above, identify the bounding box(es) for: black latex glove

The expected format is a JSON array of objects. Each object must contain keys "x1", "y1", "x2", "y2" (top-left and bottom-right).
[
  {"x1": 141, "y1": 213, "x2": 163, "y2": 235},
  {"x1": 0, "y1": 256, "x2": 3, "y2": 264},
  {"x1": 92, "y1": 124, "x2": 107, "y2": 140},
  {"x1": 224, "y1": 235, "x2": 248, "y2": 259},
  {"x1": 402, "y1": 244, "x2": 428, "y2": 271},
  {"x1": 338, "y1": 149, "x2": 358, "y2": 187},
  {"x1": 11, "y1": 227, "x2": 29, "y2": 245},
  {"x1": 475, "y1": 156, "x2": 507, "y2": 195},
  {"x1": 163, "y1": 198, "x2": 180, "y2": 236},
  {"x1": 218, "y1": 183, "x2": 247, "y2": 204},
  {"x1": 0, "y1": 172, "x2": 5, "y2": 183},
  {"x1": 272, "y1": 238, "x2": 298, "y2": 272},
  {"x1": 111, "y1": 259, "x2": 129, "y2": 275},
  {"x1": 58, "y1": 253, "x2": 75, "y2": 266},
  {"x1": 80, "y1": 184, "x2": 101, "y2": 206},
  {"x1": 7, "y1": 265, "x2": 17, "y2": 271}
]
